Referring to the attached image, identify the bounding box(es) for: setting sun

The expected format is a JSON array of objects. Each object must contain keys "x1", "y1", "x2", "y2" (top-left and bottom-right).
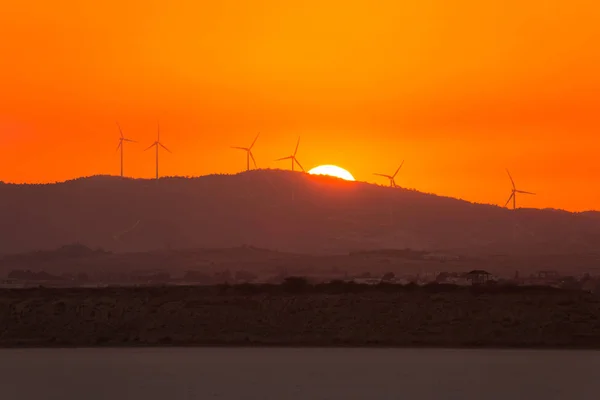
[{"x1": 308, "y1": 165, "x2": 355, "y2": 181}]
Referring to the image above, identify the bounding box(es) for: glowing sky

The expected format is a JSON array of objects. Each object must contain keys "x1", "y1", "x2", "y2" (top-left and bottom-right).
[{"x1": 1, "y1": 1, "x2": 600, "y2": 211}]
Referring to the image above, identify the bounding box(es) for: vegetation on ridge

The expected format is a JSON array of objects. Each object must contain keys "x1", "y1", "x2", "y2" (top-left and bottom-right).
[{"x1": 1, "y1": 170, "x2": 600, "y2": 256}]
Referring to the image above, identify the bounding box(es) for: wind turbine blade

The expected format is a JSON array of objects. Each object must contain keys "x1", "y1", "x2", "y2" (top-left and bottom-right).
[
  {"x1": 249, "y1": 151, "x2": 257, "y2": 168},
  {"x1": 506, "y1": 169, "x2": 516, "y2": 190},
  {"x1": 231, "y1": 146, "x2": 248, "y2": 151},
  {"x1": 373, "y1": 173, "x2": 392, "y2": 179},
  {"x1": 116, "y1": 141, "x2": 122, "y2": 152},
  {"x1": 294, "y1": 158, "x2": 305, "y2": 172},
  {"x1": 294, "y1": 137, "x2": 300, "y2": 156},
  {"x1": 504, "y1": 193, "x2": 514, "y2": 208},
  {"x1": 516, "y1": 190, "x2": 535, "y2": 195},
  {"x1": 249, "y1": 133, "x2": 259, "y2": 149},
  {"x1": 123, "y1": 138, "x2": 136, "y2": 143},
  {"x1": 144, "y1": 143, "x2": 156, "y2": 151},
  {"x1": 157, "y1": 122, "x2": 160, "y2": 142},
  {"x1": 117, "y1": 122, "x2": 124, "y2": 138},
  {"x1": 159, "y1": 143, "x2": 172, "y2": 153},
  {"x1": 275, "y1": 156, "x2": 293, "y2": 161},
  {"x1": 393, "y1": 160, "x2": 404, "y2": 178}
]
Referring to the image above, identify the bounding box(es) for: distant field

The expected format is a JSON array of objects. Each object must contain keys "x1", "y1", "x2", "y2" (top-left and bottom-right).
[
  {"x1": 3, "y1": 245, "x2": 600, "y2": 286},
  {"x1": 1, "y1": 284, "x2": 600, "y2": 348}
]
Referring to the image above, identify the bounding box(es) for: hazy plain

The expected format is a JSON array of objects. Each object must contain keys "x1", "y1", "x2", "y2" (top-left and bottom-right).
[{"x1": 1, "y1": 348, "x2": 599, "y2": 400}]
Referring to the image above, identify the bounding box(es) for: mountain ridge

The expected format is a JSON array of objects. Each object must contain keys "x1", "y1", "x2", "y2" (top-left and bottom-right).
[{"x1": 1, "y1": 169, "x2": 599, "y2": 255}]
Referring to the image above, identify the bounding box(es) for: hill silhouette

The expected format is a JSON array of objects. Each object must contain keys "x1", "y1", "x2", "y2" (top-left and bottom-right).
[{"x1": 1, "y1": 170, "x2": 599, "y2": 255}]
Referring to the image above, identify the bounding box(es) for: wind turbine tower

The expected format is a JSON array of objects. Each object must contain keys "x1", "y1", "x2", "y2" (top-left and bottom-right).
[
  {"x1": 231, "y1": 133, "x2": 259, "y2": 171},
  {"x1": 145, "y1": 123, "x2": 171, "y2": 180},
  {"x1": 275, "y1": 137, "x2": 305, "y2": 172},
  {"x1": 374, "y1": 161, "x2": 404, "y2": 187},
  {"x1": 504, "y1": 169, "x2": 535, "y2": 210},
  {"x1": 116, "y1": 123, "x2": 136, "y2": 177}
]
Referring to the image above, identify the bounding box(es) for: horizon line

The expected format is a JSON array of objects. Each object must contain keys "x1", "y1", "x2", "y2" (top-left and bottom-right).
[{"x1": 0, "y1": 169, "x2": 596, "y2": 214}]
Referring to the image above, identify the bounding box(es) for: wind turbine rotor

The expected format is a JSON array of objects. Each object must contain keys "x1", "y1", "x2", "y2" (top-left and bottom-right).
[
  {"x1": 393, "y1": 160, "x2": 404, "y2": 178},
  {"x1": 294, "y1": 137, "x2": 300, "y2": 156},
  {"x1": 294, "y1": 158, "x2": 305, "y2": 172},
  {"x1": 504, "y1": 192, "x2": 515, "y2": 208},
  {"x1": 249, "y1": 133, "x2": 260, "y2": 149},
  {"x1": 116, "y1": 122, "x2": 124, "y2": 138},
  {"x1": 506, "y1": 169, "x2": 516, "y2": 190},
  {"x1": 159, "y1": 143, "x2": 172, "y2": 153},
  {"x1": 144, "y1": 143, "x2": 157, "y2": 151}
]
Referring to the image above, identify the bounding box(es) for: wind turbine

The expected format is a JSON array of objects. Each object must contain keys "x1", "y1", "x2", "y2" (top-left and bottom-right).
[
  {"x1": 275, "y1": 137, "x2": 305, "y2": 172},
  {"x1": 145, "y1": 123, "x2": 171, "y2": 180},
  {"x1": 374, "y1": 161, "x2": 404, "y2": 187},
  {"x1": 504, "y1": 169, "x2": 535, "y2": 210},
  {"x1": 231, "y1": 133, "x2": 259, "y2": 171},
  {"x1": 115, "y1": 123, "x2": 136, "y2": 177}
]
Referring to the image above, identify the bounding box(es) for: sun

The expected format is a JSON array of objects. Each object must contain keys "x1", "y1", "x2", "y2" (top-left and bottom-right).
[{"x1": 308, "y1": 165, "x2": 355, "y2": 181}]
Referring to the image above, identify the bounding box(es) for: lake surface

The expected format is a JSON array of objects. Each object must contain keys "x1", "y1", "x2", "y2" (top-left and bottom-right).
[{"x1": 0, "y1": 348, "x2": 599, "y2": 399}]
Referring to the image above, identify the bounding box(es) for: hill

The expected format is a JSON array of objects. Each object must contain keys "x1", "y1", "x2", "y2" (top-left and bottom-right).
[{"x1": 1, "y1": 170, "x2": 599, "y2": 255}]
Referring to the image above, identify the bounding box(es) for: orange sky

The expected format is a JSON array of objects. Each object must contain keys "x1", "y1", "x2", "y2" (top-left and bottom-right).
[{"x1": 1, "y1": 1, "x2": 600, "y2": 211}]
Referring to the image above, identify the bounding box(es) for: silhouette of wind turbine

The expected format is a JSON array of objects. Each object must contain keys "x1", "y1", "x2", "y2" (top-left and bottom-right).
[
  {"x1": 144, "y1": 123, "x2": 171, "y2": 180},
  {"x1": 504, "y1": 169, "x2": 535, "y2": 210},
  {"x1": 275, "y1": 137, "x2": 305, "y2": 172},
  {"x1": 374, "y1": 161, "x2": 404, "y2": 187},
  {"x1": 116, "y1": 123, "x2": 136, "y2": 177},
  {"x1": 231, "y1": 133, "x2": 259, "y2": 171}
]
